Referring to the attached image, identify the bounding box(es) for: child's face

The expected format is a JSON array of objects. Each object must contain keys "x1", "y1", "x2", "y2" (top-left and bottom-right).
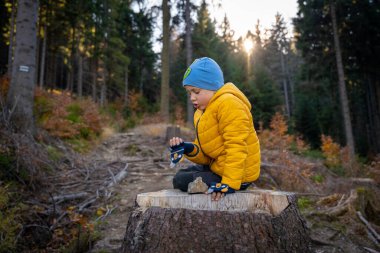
[{"x1": 185, "y1": 86, "x2": 216, "y2": 110}]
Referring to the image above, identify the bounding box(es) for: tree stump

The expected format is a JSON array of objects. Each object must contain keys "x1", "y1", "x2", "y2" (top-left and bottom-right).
[
  {"x1": 165, "y1": 125, "x2": 181, "y2": 142},
  {"x1": 121, "y1": 189, "x2": 311, "y2": 253}
]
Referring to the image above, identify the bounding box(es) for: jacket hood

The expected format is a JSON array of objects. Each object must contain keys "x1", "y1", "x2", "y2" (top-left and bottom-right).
[{"x1": 209, "y1": 82, "x2": 251, "y2": 110}]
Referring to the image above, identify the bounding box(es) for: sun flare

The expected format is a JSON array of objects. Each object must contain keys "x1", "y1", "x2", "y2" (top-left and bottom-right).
[{"x1": 244, "y1": 40, "x2": 253, "y2": 53}]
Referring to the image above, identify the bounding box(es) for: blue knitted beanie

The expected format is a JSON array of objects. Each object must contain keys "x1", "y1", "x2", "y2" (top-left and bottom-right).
[{"x1": 182, "y1": 57, "x2": 224, "y2": 91}]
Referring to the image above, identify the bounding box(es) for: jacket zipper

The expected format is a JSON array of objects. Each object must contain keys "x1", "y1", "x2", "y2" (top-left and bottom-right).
[
  {"x1": 195, "y1": 114, "x2": 204, "y2": 153},
  {"x1": 196, "y1": 111, "x2": 214, "y2": 167}
]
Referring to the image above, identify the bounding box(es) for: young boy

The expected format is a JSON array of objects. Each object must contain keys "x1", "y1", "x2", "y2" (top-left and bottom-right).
[{"x1": 170, "y1": 57, "x2": 260, "y2": 201}]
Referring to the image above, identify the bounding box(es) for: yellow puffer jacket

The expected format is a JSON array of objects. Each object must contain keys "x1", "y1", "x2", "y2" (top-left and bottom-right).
[{"x1": 185, "y1": 83, "x2": 260, "y2": 190}]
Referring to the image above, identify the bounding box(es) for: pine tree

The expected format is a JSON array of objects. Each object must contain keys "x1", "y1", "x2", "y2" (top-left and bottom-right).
[
  {"x1": 251, "y1": 66, "x2": 282, "y2": 128},
  {"x1": 6, "y1": 0, "x2": 39, "y2": 133},
  {"x1": 119, "y1": 1, "x2": 156, "y2": 104},
  {"x1": 185, "y1": 0, "x2": 194, "y2": 125},
  {"x1": 293, "y1": 0, "x2": 380, "y2": 154},
  {"x1": 265, "y1": 13, "x2": 292, "y2": 117},
  {"x1": 160, "y1": 0, "x2": 170, "y2": 122},
  {"x1": 330, "y1": 1, "x2": 355, "y2": 159},
  {"x1": 5, "y1": 0, "x2": 16, "y2": 76},
  {"x1": 220, "y1": 14, "x2": 235, "y2": 49},
  {"x1": 192, "y1": 0, "x2": 220, "y2": 59}
]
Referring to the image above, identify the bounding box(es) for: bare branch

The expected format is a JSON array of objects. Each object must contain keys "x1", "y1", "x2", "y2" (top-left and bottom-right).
[
  {"x1": 107, "y1": 163, "x2": 128, "y2": 188},
  {"x1": 357, "y1": 211, "x2": 380, "y2": 244},
  {"x1": 52, "y1": 192, "x2": 88, "y2": 203},
  {"x1": 49, "y1": 211, "x2": 68, "y2": 231},
  {"x1": 364, "y1": 247, "x2": 380, "y2": 253},
  {"x1": 107, "y1": 168, "x2": 117, "y2": 185},
  {"x1": 78, "y1": 197, "x2": 97, "y2": 212}
]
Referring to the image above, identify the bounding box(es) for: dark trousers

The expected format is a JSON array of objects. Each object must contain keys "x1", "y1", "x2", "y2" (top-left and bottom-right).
[
  {"x1": 173, "y1": 165, "x2": 220, "y2": 192},
  {"x1": 172, "y1": 165, "x2": 251, "y2": 192}
]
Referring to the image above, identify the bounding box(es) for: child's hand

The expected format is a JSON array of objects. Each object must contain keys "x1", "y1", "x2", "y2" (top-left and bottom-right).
[
  {"x1": 169, "y1": 137, "x2": 194, "y2": 154},
  {"x1": 169, "y1": 137, "x2": 183, "y2": 147},
  {"x1": 206, "y1": 182, "x2": 235, "y2": 201},
  {"x1": 169, "y1": 138, "x2": 185, "y2": 168},
  {"x1": 168, "y1": 137, "x2": 194, "y2": 168},
  {"x1": 210, "y1": 192, "x2": 224, "y2": 201}
]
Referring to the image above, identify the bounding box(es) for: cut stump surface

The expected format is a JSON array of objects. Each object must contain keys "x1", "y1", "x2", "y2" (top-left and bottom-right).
[{"x1": 121, "y1": 189, "x2": 311, "y2": 253}]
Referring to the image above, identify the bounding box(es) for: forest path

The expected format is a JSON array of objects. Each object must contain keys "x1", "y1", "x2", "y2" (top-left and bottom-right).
[
  {"x1": 86, "y1": 124, "x2": 380, "y2": 253},
  {"x1": 89, "y1": 124, "x2": 193, "y2": 252}
]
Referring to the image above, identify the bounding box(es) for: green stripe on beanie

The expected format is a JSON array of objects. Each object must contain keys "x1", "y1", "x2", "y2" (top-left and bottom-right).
[{"x1": 182, "y1": 57, "x2": 224, "y2": 91}]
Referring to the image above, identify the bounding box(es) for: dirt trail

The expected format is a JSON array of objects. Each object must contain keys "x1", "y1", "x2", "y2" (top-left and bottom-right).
[
  {"x1": 86, "y1": 124, "x2": 380, "y2": 253},
  {"x1": 89, "y1": 125, "x2": 193, "y2": 252}
]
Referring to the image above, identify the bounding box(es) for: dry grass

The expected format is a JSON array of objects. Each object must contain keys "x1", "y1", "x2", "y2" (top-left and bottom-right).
[
  {"x1": 132, "y1": 123, "x2": 194, "y2": 140},
  {"x1": 100, "y1": 126, "x2": 116, "y2": 140},
  {"x1": 133, "y1": 123, "x2": 168, "y2": 137}
]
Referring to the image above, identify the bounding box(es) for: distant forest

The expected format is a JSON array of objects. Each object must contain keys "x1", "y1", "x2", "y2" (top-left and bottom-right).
[{"x1": 1, "y1": 0, "x2": 379, "y2": 157}]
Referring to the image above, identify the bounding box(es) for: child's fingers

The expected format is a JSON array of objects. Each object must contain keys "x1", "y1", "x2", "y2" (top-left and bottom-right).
[
  {"x1": 174, "y1": 137, "x2": 182, "y2": 145},
  {"x1": 216, "y1": 192, "x2": 224, "y2": 201},
  {"x1": 169, "y1": 137, "x2": 182, "y2": 146},
  {"x1": 211, "y1": 192, "x2": 224, "y2": 201}
]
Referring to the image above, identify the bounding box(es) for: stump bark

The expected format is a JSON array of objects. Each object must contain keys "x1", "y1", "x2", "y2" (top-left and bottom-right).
[
  {"x1": 121, "y1": 189, "x2": 311, "y2": 253},
  {"x1": 165, "y1": 125, "x2": 181, "y2": 142}
]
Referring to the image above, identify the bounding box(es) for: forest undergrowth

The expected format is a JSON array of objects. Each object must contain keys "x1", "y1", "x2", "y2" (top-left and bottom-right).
[{"x1": 0, "y1": 86, "x2": 379, "y2": 252}]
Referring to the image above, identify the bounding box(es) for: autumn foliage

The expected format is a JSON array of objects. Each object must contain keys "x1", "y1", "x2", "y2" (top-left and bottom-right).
[
  {"x1": 368, "y1": 155, "x2": 380, "y2": 183},
  {"x1": 258, "y1": 112, "x2": 308, "y2": 153},
  {"x1": 320, "y1": 134, "x2": 355, "y2": 175},
  {"x1": 0, "y1": 75, "x2": 9, "y2": 100},
  {"x1": 259, "y1": 112, "x2": 359, "y2": 175},
  {"x1": 34, "y1": 88, "x2": 103, "y2": 139},
  {"x1": 320, "y1": 134, "x2": 341, "y2": 168}
]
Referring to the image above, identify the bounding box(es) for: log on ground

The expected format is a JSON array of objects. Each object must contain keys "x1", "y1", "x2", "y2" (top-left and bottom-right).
[{"x1": 121, "y1": 189, "x2": 311, "y2": 253}]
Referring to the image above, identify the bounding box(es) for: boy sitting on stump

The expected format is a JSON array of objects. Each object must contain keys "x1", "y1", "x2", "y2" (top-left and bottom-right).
[{"x1": 170, "y1": 57, "x2": 260, "y2": 201}]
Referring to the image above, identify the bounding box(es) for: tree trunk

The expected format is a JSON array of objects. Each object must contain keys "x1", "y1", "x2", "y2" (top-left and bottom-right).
[
  {"x1": 38, "y1": 22, "x2": 47, "y2": 88},
  {"x1": 68, "y1": 26, "x2": 76, "y2": 93},
  {"x1": 77, "y1": 53, "x2": 83, "y2": 97},
  {"x1": 124, "y1": 65, "x2": 129, "y2": 106},
  {"x1": 7, "y1": 0, "x2": 16, "y2": 77},
  {"x1": 185, "y1": 0, "x2": 193, "y2": 126},
  {"x1": 160, "y1": 0, "x2": 170, "y2": 122},
  {"x1": 366, "y1": 74, "x2": 380, "y2": 154},
  {"x1": 100, "y1": 65, "x2": 107, "y2": 107},
  {"x1": 52, "y1": 55, "x2": 57, "y2": 89},
  {"x1": 92, "y1": 59, "x2": 98, "y2": 102},
  {"x1": 165, "y1": 125, "x2": 181, "y2": 143},
  {"x1": 287, "y1": 54, "x2": 296, "y2": 116},
  {"x1": 122, "y1": 189, "x2": 311, "y2": 253},
  {"x1": 60, "y1": 55, "x2": 65, "y2": 88},
  {"x1": 330, "y1": 2, "x2": 355, "y2": 159},
  {"x1": 6, "y1": 0, "x2": 39, "y2": 134},
  {"x1": 66, "y1": 71, "x2": 71, "y2": 91},
  {"x1": 35, "y1": 22, "x2": 40, "y2": 86},
  {"x1": 280, "y1": 52, "x2": 290, "y2": 118},
  {"x1": 100, "y1": 82, "x2": 106, "y2": 107},
  {"x1": 139, "y1": 67, "x2": 145, "y2": 95}
]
